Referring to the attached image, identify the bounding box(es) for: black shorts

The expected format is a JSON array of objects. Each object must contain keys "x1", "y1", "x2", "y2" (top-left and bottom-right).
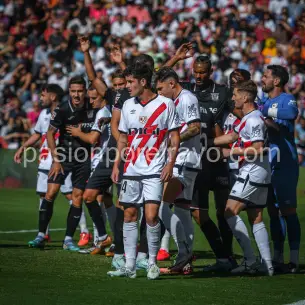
[
  {"x1": 86, "y1": 161, "x2": 113, "y2": 193},
  {"x1": 191, "y1": 160, "x2": 229, "y2": 211},
  {"x1": 48, "y1": 159, "x2": 91, "y2": 191}
]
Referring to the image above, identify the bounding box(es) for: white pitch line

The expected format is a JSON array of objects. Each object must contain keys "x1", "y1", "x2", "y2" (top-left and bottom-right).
[
  {"x1": 286, "y1": 301, "x2": 305, "y2": 305},
  {"x1": 0, "y1": 228, "x2": 66, "y2": 234}
]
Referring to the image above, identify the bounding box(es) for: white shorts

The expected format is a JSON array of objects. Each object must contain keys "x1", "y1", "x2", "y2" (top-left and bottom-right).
[
  {"x1": 119, "y1": 177, "x2": 163, "y2": 207},
  {"x1": 36, "y1": 170, "x2": 72, "y2": 195},
  {"x1": 228, "y1": 166, "x2": 270, "y2": 208},
  {"x1": 173, "y1": 166, "x2": 198, "y2": 201}
]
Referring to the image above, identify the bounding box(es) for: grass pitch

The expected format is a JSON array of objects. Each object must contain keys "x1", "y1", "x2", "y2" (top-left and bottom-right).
[{"x1": 1, "y1": 169, "x2": 305, "y2": 305}]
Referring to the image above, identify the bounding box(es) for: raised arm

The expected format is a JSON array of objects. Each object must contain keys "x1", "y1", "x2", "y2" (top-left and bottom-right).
[
  {"x1": 79, "y1": 36, "x2": 107, "y2": 97},
  {"x1": 164, "y1": 42, "x2": 193, "y2": 68}
]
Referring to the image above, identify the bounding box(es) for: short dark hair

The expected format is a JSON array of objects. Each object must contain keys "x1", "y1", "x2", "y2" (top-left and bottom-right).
[
  {"x1": 132, "y1": 54, "x2": 155, "y2": 70},
  {"x1": 235, "y1": 80, "x2": 257, "y2": 102},
  {"x1": 88, "y1": 85, "x2": 96, "y2": 91},
  {"x1": 155, "y1": 67, "x2": 179, "y2": 83},
  {"x1": 194, "y1": 55, "x2": 212, "y2": 70},
  {"x1": 267, "y1": 65, "x2": 289, "y2": 87},
  {"x1": 45, "y1": 84, "x2": 64, "y2": 102},
  {"x1": 123, "y1": 63, "x2": 153, "y2": 87},
  {"x1": 69, "y1": 76, "x2": 86, "y2": 88},
  {"x1": 230, "y1": 69, "x2": 251, "y2": 81},
  {"x1": 112, "y1": 69, "x2": 125, "y2": 80}
]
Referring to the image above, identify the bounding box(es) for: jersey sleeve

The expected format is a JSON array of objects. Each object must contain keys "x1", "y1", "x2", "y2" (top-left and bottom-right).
[
  {"x1": 247, "y1": 117, "x2": 265, "y2": 143},
  {"x1": 34, "y1": 111, "x2": 44, "y2": 134},
  {"x1": 118, "y1": 103, "x2": 128, "y2": 133},
  {"x1": 91, "y1": 108, "x2": 112, "y2": 133},
  {"x1": 182, "y1": 94, "x2": 201, "y2": 124},
  {"x1": 167, "y1": 100, "x2": 180, "y2": 131},
  {"x1": 49, "y1": 106, "x2": 64, "y2": 130}
]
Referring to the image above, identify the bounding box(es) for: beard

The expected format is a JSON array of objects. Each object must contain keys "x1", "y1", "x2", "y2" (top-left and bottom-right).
[{"x1": 262, "y1": 83, "x2": 274, "y2": 93}]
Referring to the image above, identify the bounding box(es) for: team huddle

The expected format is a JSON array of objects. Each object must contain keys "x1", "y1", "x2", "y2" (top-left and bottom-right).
[{"x1": 14, "y1": 39, "x2": 301, "y2": 280}]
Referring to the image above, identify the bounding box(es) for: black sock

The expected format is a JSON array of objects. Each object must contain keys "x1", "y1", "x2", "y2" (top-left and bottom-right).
[
  {"x1": 160, "y1": 218, "x2": 166, "y2": 240},
  {"x1": 65, "y1": 204, "x2": 82, "y2": 238},
  {"x1": 39, "y1": 198, "x2": 54, "y2": 234},
  {"x1": 114, "y1": 207, "x2": 124, "y2": 254},
  {"x1": 138, "y1": 212, "x2": 148, "y2": 254},
  {"x1": 217, "y1": 214, "x2": 233, "y2": 258},
  {"x1": 86, "y1": 200, "x2": 107, "y2": 238},
  {"x1": 200, "y1": 218, "x2": 226, "y2": 259}
]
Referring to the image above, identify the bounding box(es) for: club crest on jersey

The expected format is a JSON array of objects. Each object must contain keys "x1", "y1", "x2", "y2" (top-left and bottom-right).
[
  {"x1": 272, "y1": 103, "x2": 278, "y2": 108},
  {"x1": 87, "y1": 110, "x2": 94, "y2": 119},
  {"x1": 210, "y1": 93, "x2": 219, "y2": 101},
  {"x1": 139, "y1": 116, "x2": 147, "y2": 124}
]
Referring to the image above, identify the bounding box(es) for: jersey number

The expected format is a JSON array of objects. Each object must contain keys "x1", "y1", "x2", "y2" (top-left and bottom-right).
[{"x1": 121, "y1": 181, "x2": 127, "y2": 193}]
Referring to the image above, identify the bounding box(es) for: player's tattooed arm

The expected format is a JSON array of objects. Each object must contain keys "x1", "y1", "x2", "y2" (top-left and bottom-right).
[
  {"x1": 180, "y1": 122, "x2": 201, "y2": 142},
  {"x1": 79, "y1": 36, "x2": 107, "y2": 97}
]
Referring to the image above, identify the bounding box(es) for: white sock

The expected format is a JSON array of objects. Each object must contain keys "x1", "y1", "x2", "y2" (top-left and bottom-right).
[
  {"x1": 123, "y1": 222, "x2": 138, "y2": 271},
  {"x1": 253, "y1": 222, "x2": 272, "y2": 269},
  {"x1": 227, "y1": 215, "x2": 256, "y2": 263},
  {"x1": 39, "y1": 198, "x2": 49, "y2": 235},
  {"x1": 137, "y1": 252, "x2": 147, "y2": 260},
  {"x1": 114, "y1": 253, "x2": 124, "y2": 260},
  {"x1": 159, "y1": 201, "x2": 188, "y2": 256},
  {"x1": 38, "y1": 232, "x2": 45, "y2": 238},
  {"x1": 98, "y1": 201, "x2": 107, "y2": 226},
  {"x1": 160, "y1": 230, "x2": 170, "y2": 252},
  {"x1": 174, "y1": 206, "x2": 194, "y2": 252},
  {"x1": 64, "y1": 236, "x2": 72, "y2": 242},
  {"x1": 106, "y1": 204, "x2": 117, "y2": 235},
  {"x1": 147, "y1": 222, "x2": 161, "y2": 266}
]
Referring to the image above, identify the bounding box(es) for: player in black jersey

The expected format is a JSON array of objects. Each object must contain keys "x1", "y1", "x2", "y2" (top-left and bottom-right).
[
  {"x1": 28, "y1": 76, "x2": 100, "y2": 251},
  {"x1": 166, "y1": 51, "x2": 235, "y2": 271}
]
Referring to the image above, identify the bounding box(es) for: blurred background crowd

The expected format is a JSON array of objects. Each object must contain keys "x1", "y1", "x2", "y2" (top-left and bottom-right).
[{"x1": 0, "y1": 0, "x2": 304, "y2": 159}]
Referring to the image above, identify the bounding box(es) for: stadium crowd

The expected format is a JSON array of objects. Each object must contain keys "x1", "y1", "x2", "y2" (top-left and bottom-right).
[{"x1": 0, "y1": 0, "x2": 305, "y2": 157}]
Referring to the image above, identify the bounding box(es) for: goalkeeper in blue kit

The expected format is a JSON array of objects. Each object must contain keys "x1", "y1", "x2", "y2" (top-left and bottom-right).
[{"x1": 261, "y1": 65, "x2": 300, "y2": 273}]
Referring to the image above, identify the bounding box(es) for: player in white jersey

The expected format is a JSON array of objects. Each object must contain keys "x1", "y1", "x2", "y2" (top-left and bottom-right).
[
  {"x1": 14, "y1": 85, "x2": 89, "y2": 244},
  {"x1": 66, "y1": 86, "x2": 115, "y2": 255},
  {"x1": 155, "y1": 67, "x2": 201, "y2": 273},
  {"x1": 107, "y1": 63, "x2": 180, "y2": 279},
  {"x1": 210, "y1": 80, "x2": 273, "y2": 276}
]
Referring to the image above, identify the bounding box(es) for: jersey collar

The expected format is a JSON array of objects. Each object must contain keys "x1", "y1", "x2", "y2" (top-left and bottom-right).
[{"x1": 135, "y1": 94, "x2": 158, "y2": 107}]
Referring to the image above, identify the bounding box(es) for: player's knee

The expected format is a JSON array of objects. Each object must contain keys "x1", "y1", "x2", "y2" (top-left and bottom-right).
[
  {"x1": 224, "y1": 206, "x2": 238, "y2": 218},
  {"x1": 83, "y1": 192, "x2": 95, "y2": 203},
  {"x1": 45, "y1": 186, "x2": 59, "y2": 201},
  {"x1": 146, "y1": 215, "x2": 158, "y2": 226},
  {"x1": 124, "y1": 208, "x2": 137, "y2": 222}
]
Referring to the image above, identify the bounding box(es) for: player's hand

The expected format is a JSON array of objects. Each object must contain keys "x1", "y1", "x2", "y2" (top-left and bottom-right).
[
  {"x1": 111, "y1": 165, "x2": 120, "y2": 184},
  {"x1": 78, "y1": 36, "x2": 90, "y2": 53},
  {"x1": 66, "y1": 124, "x2": 81, "y2": 137},
  {"x1": 98, "y1": 117, "x2": 111, "y2": 129},
  {"x1": 110, "y1": 44, "x2": 123, "y2": 64},
  {"x1": 175, "y1": 42, "x2": 193, "y2": 61},
  {"x1": 161, "y1": 163, "x2": 173, "y2": 182},
  {"x1": 48, "y1": 162, "x2": 64, "y2": 181},
  {"x1": 14, "y1": 147, "x2": 24, "y2": 164}
]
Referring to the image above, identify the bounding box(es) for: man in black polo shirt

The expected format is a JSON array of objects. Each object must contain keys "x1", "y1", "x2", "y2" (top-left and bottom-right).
[
  {"x1": 28, "y1": 76, "x2": 103, "y2": 251},
  {"x1": 166, "y1": 51, "x2": 234, "y2": 271}
]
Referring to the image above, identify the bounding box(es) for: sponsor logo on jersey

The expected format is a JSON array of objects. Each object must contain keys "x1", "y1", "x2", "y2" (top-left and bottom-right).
[
  {"x1": 272, "y1": 103, "x2": 278, "y2": 108},
  {"x1": 210, "y1": 93, "x2": 219, "y2": 101},
  {"x1": 288, "y1": 100, "x2": 297, "y2": 106},
  {"x1": 68, "y1": 116, "x2": 75, "y2": 120},
  {"x1": 199, "y1": 107, "x2": 207, "y2": 114},
  {"x1": 251, "y1": 124, "x2": 261, "y2": 137},
  {"x1": 139, "y1": 116, "x2": 147, "y2": 124},
  {"x1": 128, "y1": 127, "x2": 160, "y2": 136},
  {"x1": 209, "y1": 107, "x2": 217, "y2": 114},
  {"x1": 188, "y1": 104, "x2": 197, "y2": 118}
]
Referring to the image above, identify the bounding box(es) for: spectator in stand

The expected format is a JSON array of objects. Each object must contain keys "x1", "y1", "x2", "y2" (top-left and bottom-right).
[
  {"x1": 111, "y1": 14, "x2": 132, "y2": 38},
  {"x1": 48, "y1": 62, "x2": 68, "y2": 92},
  {"x1": 288, "y1": 64, "x2": 304, "y2": 100}
]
